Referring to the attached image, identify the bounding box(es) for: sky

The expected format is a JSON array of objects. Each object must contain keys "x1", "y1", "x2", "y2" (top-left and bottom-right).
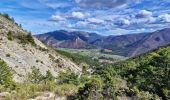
[{"x1": 0, "y1": 0, "x2": 170, "y2": 35}]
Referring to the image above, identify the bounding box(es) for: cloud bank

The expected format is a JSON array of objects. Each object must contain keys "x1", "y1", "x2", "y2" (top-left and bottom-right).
[
  {"x1": 75, "y1": 0, "x2": 139, "y2": 9},
  {"x1": 1, "y1": 0, "x2": 170, "y2": 35}
]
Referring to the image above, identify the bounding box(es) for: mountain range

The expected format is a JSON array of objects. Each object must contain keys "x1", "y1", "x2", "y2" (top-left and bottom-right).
[{"x1": 35, "y1": 28, "x2": 170, "y2": 57}]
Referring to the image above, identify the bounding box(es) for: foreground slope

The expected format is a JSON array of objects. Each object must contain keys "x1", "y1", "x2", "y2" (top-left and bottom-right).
[
  {"x1": 0, "y1": 15, "x2": 81, "y2": 82},
  {"x1": 112, "y1": 45, "x2": 170, "y2": 99},
  {"x1": 82, "y1": 45, "x2": 170, "y2": 100}
]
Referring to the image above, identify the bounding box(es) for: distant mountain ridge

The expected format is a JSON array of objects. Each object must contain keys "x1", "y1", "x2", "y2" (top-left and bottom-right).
[
  {"x1": 35, "y1": 30, "x2": 102, "y2": 49},
  {"x1": 35, "y1": 28, "x2": 170, "y2": 57},
  {"x1": 93, "y1": 28, "x2": 170, "y2": 56}
]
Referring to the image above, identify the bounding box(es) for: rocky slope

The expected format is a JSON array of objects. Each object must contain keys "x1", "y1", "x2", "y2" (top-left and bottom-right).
[{"x1": 0, "y1": 15, "x2": 81, "y2": 82}]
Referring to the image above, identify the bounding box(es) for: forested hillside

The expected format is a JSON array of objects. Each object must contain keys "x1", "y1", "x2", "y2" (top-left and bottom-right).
[
  {"x1": 93, "y1": 45, "x2": 170, "y2": 100},
  {"x1": 56, "y1": 45, "x2": 170, "y2": 100}
]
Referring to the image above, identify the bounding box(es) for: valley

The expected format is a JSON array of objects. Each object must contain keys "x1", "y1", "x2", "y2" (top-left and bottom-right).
[{"x1": 57, "y1": 48, "x2": 127, "y2": 64}]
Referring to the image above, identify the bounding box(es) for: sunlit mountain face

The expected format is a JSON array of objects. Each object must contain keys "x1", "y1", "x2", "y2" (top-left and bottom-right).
[{"x1": 0, "y1": 0, "x2": 170, "y2": 35}]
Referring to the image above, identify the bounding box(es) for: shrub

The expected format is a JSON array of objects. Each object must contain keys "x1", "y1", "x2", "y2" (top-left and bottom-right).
[
  {"x1": 49, "y1": 54, "x2": 55, "y2": 61},
  {"x1": 57, "y1": 70, "x2": 79, "y2": 85},
  {"x1": 6, "y1": 83, "x2": 42, "y2": 100},
  {"x1": 27, "y1": 66, "x2": 44, "y2": 84},
  {"x1": 75, "y1": 76, "x2": 103, "y2": 100},
  {"x1": 55, "y1": 84, "x2": 78, "y2": 96},
  {"x1": 0, "y1": 59, "x2": 15, "y2": 89},
  {"x1": 38, "y1": 47, "x2": 48, "y2": 52},
  {"x1": 17, "y1": 33, "x2": 36, "y2": 46},
  {"x1": 26, "y1": 33, "x2": 36, "y2": 45},
  {"x1": 6, "y1": 53, "x2": 11, "y2": 57},
  {"x1": 7, "y1": 31, "x2": 13, "y2": 41},
  {"x1": 0, "y1": 13, "x2": 22, "y2": 27},
  {"x1": 1, "y1": 13, "x2": 14, "y2": 22},
  {"x1": 44, "y1": 70, "x2": 55, "y2": 83}
]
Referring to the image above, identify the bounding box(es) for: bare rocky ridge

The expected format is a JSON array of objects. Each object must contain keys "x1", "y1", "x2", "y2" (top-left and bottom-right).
[{"x1": 0, "y1": 15, "x2": 81, "y2": 82}]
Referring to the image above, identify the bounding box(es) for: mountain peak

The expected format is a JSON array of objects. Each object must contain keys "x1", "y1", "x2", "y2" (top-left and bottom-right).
[{"x1": 35, "y1": 30, "x2": 102, "y2": 49}]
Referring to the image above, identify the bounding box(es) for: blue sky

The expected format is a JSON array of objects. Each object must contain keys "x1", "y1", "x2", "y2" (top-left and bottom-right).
[{"x1": 0, "y1": 0, "x2": 170, "y2": 35}]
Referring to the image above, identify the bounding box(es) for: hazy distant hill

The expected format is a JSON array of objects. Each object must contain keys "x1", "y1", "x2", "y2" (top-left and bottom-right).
[
  {"x1": 35, "y1": 28, "x2": 170, "y2": 57},
  {"x1": 93, "y1": 28, "x2": 170, "y2": 56}
]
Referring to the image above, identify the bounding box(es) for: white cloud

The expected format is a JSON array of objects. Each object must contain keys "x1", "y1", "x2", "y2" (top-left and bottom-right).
[
  {"x1": 136, "y1": 10, "x2": 153, "y2": 18},
  {"x1": 147, "y1": 17, "x2": 156, "y2": 23},
  {"x1": 50, "y1": 15, "x2": 65, "y2": 21},
  {"x1": 87, "y1": 18, "x2": 104, "y2": 24},
  {"x1": 72, "y1": 12, "x2": 85, "y2": 19},
  {"x1": 46, "y1": 0, "x2": 170, "y2": 35},
  {"x1": 114, "y1": 18, "x2": 131, "y2": 26},
  {"x1": 76, "y1": 21, "x2": 89, "y2": 26},
  {"x1": 158, "y1": 14, "x2": 170, "y2": 23},
  {"x1": 132, "y1": 16, "x2": 156, "y2": 25},
  {"x1": 105, "y1": 28, "x2": 131, "y2": 35}
]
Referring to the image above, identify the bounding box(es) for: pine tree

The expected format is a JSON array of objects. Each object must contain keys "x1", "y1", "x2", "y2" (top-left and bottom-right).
[{"x1": 0, "y1": 59, "x2": 15, "y2": 88}]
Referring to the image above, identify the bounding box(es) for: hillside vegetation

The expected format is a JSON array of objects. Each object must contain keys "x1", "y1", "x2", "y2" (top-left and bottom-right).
[
  {"x1": 94, "y1": 45, "x2": 170, "y2": 100},
  {"x1": 0, "y1": 43, "x2": 169, "y2": 100},
  {"x1": 54, "y1": 45, "x2": 170, "y2": 100}
]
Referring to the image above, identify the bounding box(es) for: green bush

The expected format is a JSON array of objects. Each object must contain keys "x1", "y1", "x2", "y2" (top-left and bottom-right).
[
  {"x1": 17, "y1": 33, "x2": 36, "y2": 46},
  {"x1": 75, "y1": 76, "x2": 103, "y2": 100},
  {"x1": 27, "y1": 67, "x2": 56, "y2": 84},
  {"x1": 26, "y1": 33, "x2": 35, "y2": 45},
  {"x1": 55, "y1": 84, "x2": 78, "y2": 96},
  {"x1": 6, "y1": 53, "x2": 11, "y2": 57},
  {"x1": 44, "y1": 70, "x2": 55, "y2": 83},
  {"x1": 57, "y1": 70, "x2": 79, "y2": 85},
  {"x1": 7, "y1": 31, "x2": 13, "y2": 41},
  {"x1": 27, "y1": 66, "x2": 44, "y2": 84},
  {"x1": 0, "y1": 59, "x2": 15, "y2": 89},
  {"x1": 1, "y1": 13, "x2": 14, "y2": 22}
]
